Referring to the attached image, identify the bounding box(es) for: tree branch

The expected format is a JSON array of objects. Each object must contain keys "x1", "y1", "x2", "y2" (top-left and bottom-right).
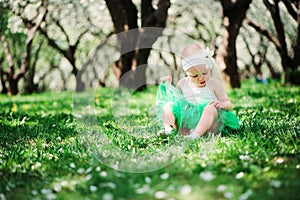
[
  {"x1": 281, "y1": 0, "x2": 298, "y2": 21},
  {"x1": 244, "y1": 18, "x2": 281, "y2": 48},
  {"x1": 291, "y1": 0, "x2": 300, "y2": 67},
  {"x1": 26, "y1": 0, "x2": 48, "y2": 44},
  {"x1": 0, "y1": 35, "x2": 14, "y2": 73},
  {"x1": 17, "y1": 0, "x2": 48, "y2": 81},
  {"x1": 53, "y1": 18, "x2": 71, "y2": 45},
  {"x1": 155, "y1": 0, "x2": 171, "y2": 27}
]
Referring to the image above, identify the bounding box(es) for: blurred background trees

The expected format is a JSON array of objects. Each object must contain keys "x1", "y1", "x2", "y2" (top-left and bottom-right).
[
  {"x1": 105, "y1": 0, "x2": 170, "y2": 90},
  {"x1": 0, "y1": 0, "x2": 299, "y2": 95}
]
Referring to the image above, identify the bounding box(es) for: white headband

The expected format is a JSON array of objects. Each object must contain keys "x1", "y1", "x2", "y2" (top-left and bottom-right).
[
  {"x1": 182, "y1": 47, "x2": 216, "y2": 71},
  {"x1": 182, "y1": 52, "x2": 206, "y2": 71}
]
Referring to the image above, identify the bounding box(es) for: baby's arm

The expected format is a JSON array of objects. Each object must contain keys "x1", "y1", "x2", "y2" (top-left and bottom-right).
[
  {"x1": 160, "y1": 75, "x2": 172, "y2": 83},
  {"x1": 209, "y1": 79, "x2": 233, "y2": 110}
]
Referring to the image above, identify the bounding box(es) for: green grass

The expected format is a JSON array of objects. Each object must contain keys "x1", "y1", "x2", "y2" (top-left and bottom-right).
[{"x1": 0, "y1": 80, "x2": 299, "y2": 200}]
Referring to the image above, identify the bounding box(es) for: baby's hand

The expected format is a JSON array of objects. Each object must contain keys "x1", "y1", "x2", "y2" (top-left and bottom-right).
[
  {"x1": 160, "y1": 75, "x2": 172, "y2": 83},
  {"x1": 209, "y1": 100, "x2": 226, "y2": 109}
]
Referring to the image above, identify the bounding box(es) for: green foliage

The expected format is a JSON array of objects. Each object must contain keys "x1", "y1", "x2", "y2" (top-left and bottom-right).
[{"x1": 0, "y1": 81, "x2": 299, "y2": 200}]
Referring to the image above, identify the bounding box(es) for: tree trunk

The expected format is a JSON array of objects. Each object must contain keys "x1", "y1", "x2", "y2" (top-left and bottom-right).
[
  {"x1": 24, "y1": 69, "x2": 37, "y2": 94},
  {"x1": 75, "y1": 69, "x2": 86, "y2": 92},
  {"x1": 246, "y1": 0, "x2": 299, "y2": 84},
  {"x1": 8, "y1": 77, "x2": 19, "y2": 95},
  {"x1": 0, "y1": 0, "x2": 47, "y2": 95},
  {"x1": 24, "y1": 41, "x2": 43, "y2": 94},
  {"x1": 105, "y1": 0, "x2": 170, "y2": 90},
  {"x1": 219, "y1": 0, "x2": 252, "y2": 88},
  {"x1": 0, "y1": 65, "x2": 8, "y2": 94},
  {"x1": 265, "y1": 59, "x2": 280, "y2": 79},
  {"x1": 223, "y1": 28, "x2": 241, "y2": 88},
  {"x1": 38, "y1": 20, "x2": 87, "y2": 92}
]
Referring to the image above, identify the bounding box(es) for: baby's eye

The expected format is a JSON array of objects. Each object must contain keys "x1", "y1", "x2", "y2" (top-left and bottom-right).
[
  {"x1": 202, "y1": 73, "x2": 207, "y2": 76},
  {"x1": 191, "y1": 75, "x2": 198, "y2": 78}
]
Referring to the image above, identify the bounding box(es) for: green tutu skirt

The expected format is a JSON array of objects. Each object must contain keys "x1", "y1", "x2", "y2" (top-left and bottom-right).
[{"x1": 156, "y1": 82, "x2": 239, "y2": 133}]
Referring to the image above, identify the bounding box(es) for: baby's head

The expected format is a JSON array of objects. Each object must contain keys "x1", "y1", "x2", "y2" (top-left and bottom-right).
[
  {"x1": 181, "y1": 43, "x2": 215, "y2": 72},
  {"x1": 181, "y1": 43, "x2": 216, "y2": 87},
  {"x1": 181, "y1": 43, "x2": 204, "y2": 59}
]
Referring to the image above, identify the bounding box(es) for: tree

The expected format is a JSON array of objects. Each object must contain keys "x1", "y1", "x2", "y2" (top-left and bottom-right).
[
  {"x1": 105, "y1": 0, "x2": 171, "y2": 90},
  {"x1": 22, "y1": 0, "x2": 107, "y2": 92},
  {"x1": 240, "y1": 31, "x2": 281, "y2": 79},
  {"x1": 0, "y1": 0, "x2": 47, "y2": 95},
  {"x1": 217, "y1": 0, "x2": 252, "y2": 88},
  {"x1": 245, "y1": 0, "x2": 300, "y2": 84},
  {"x1": 36, "y1": 0, "x2": 88, "y2": 92},
  {"x1": 23, "y1": 40, "x2": 44, "y2": 94},
  {"x1": 0, "y1": 57, "x2": 8, "y2": 94}
]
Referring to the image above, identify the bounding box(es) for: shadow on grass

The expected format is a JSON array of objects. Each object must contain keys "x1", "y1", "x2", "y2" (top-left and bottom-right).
[
  {"x1": 0, "y1": 111, "x2": 87, "y2": 198},
  {"x1": 0, "y1": 111, "x2": 75, "y2": 147}
]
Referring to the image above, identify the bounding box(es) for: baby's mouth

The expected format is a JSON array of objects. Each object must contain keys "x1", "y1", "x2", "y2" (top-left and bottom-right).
[{"x1": 195, "y1": 80, "x2": 206, "y2": 87}]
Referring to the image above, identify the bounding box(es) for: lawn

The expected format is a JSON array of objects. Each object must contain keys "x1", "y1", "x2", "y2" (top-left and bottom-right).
[{"x1": 0, "y1": 80, "x2": 299, "y2": 200}]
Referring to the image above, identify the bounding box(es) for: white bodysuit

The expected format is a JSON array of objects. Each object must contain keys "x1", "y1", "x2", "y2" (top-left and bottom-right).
[{"x1": 180, "y1": 78, "x2": 217, "y2": 104}]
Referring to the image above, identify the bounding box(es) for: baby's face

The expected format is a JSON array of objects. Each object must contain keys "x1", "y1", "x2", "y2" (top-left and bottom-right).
[{"x1": 186, "y1": 65, "x2": 211, "y2": 87}]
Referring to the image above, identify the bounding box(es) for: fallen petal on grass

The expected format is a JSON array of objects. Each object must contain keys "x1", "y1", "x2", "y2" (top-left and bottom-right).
[
  {"x1": 179, "y1": 184, "x2": 192, "y2": 195},
  {"x1": 155, "y1": 191, "x2": 167, "y2": 199},
  {"x1": 199, "y1": 171, "x2": 215, "y2": 182}
]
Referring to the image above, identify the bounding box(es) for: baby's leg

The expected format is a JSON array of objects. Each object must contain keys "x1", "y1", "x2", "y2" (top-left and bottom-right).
[
  {"x1": 194, "y1": 105, "x2": 218, "y2": 137},
  {"x1": 162, "y1": 102, "x2": 177, "y2": 133}
]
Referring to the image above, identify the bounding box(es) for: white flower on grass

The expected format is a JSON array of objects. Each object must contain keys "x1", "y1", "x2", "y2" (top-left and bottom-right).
[
  {"x1": 239, "y1": 189, "x2": 253, "y2": 200},
  {"x1": 179, "y1": 184, "x2": 192, "y2": 195},
  {"x1": 31, "y1": 190, "x2": 38, "y2": 195},
  {"x1": 70, "y1": 163, "x2": 76, "y2": 168},
  {"x1": 46, "y1": 193, "x2": 56, "y2": 200},
  {"x1": 100, "y1": 182, "x2": 117, "y2": 190},
  {"x1": 239, "y1": 155, "x2": 251, "y2": 161},
  {"x1": 155, "y1": 191, "x2": 167, "y2": 199},
  {"x1": 199, "y1": 171, "x2": 215, "y2": 182},
  {"x1": 235, "y1": 172, "x2": 244, "y2": 179},
  {"x1": 145, "y1": 176, "x2": 152, "y2": 184},
  {"x1": 160, "y1": 172, "x2": 169, "y2": 180},
  {"x1": 275, "y1": 157, "x2": 284, "y2": 164},
  {"x1": 53, "y1": 184, "x2": 62, "y2": 192},
  {"x1": 217, "y1": 184, "x2": 227, "y2": 192},
  {"x1": 96, "y1": 166, "x2": 101, "y2": 171},
  {"x1": 77, "y1": 168, "x2": 85, "y2": 174},
  {"x1": 85, "y1": 167, "x2": 93, "y2": 173},
  {"x1": 224, "y1": 192, "x2": 234, "y2": 199},
  {"x1": 40, "y1": 188, "x2": 56, "y2": 200},
  {"x1": 270, "y1": 180, "x2": 281, "y2": 188},
  {"x1": 112, "y1": 161, "x2": 119, "y2": 170},
  {"x1": 136, "y1": 185, "x2": 151, "y2": 194},
  {"x1": 103, "y1": 193, "x2": 114, "y2": 200},
  {"x1": 60, "y1": 180, "x2": 68, "y2": 187},
  {"x1": 89, "y1": 185, "x2": 98, "y2": 192},
  {"x1": 0, "y1": 193, "x2": 6, "y2": 200},
  {"x1": 100, "y1": 171, "x2": 107, "y2": 177},
  {"x1": 40, "y1": 188, "x2": 52, "y2": 194},
  {"x1": 31, "y1": 162, "x2": 42, "y2": 170},
  {"x1": 85, "y1": 174, "x2": 92, "y2": 181}
]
